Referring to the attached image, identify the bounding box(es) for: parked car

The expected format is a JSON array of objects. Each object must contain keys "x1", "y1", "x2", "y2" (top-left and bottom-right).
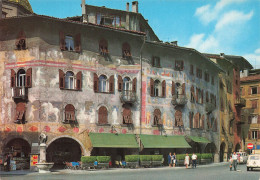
[
  {"x1": 236, "y1": 152, "x2": 248, "y2": 164},
  {"x1": 247, "y1": 154, "x2": 260, "y2": 171}
]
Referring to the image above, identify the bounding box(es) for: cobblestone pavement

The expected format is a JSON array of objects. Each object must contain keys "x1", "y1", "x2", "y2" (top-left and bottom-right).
[{"x1": 0, "y1": 163, "x2": 259, "y2": 180}]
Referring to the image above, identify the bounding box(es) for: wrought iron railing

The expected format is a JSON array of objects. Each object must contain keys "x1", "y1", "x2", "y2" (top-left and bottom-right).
[
  {"x1": 120, "y1": 90, "x2": 137, "y2": 103},
  {"x1": 171, "y1": 94, "x2": 187, "y2": 105}
]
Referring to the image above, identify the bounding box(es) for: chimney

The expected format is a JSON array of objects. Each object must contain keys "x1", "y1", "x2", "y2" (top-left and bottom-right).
[
  {"x1": 82, "y1": 0, "x2": 87, "y2": 22},
  {"x1": 126, "y1": 2, "x2": 129, "y2": 11},
  {"x1": 0, "y1": 0, "x2": 2, "y2": 19},
  {"x1": 132, "y1": 1, "x2": 138, "y2": 13},
  {"x1": 220, "y1": 53, "x2": 225, "y2": 58},
  {"x1": 171, "y1": 41, "x2": 178, "y2": 46}
]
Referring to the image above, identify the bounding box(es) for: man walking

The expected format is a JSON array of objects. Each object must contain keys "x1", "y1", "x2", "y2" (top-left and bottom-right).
[
  {"x1": 232, "y1": 152, "x2": 238, "y2": 171},
  {"x1": 192, "y1": 153, "x2": 197, "y2": 168}
]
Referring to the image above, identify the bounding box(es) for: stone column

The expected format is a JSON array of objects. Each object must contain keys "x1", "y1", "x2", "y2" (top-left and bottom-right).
[{"x1": 39, "y1": 143, "x2": 47, "y2": 162}]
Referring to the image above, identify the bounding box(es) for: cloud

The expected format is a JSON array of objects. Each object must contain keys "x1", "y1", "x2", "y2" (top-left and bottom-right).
[
  {"x1": 244, "y1": 48, "x2": 260, "y2": 69},
  {"x1": 215, "y1": 10, "x2": 253, "y2": 31},
  {"x1": 195, "y1": 0, "x2": 245, "y2": 24}
]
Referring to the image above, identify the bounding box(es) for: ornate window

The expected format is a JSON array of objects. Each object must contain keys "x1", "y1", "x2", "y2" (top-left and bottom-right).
[
  {"x1": 150, "y1": 78, "x2": 166, "y2": 98},
  {"x1": 17, "y1": 69, "x2": 26, "y2": 87},
  {"x1": 65, "y1": 71, "x2": 75, "y2": 89},
  {"x1": 175, "y1": 110, "x2": 183, "y2": 127},
  {"x1": 123, "y1": 107, "x2": 132, "y2": 124},
  {"x1": 93, "y1": 73, "x2": 114, "y2": 93},
  {"x1": 59, "y1": 70, "x2": 82, "y2": 90},
  {"x1": 64, "y1": 104, "x2": 76, "y2": 123},
  {"x1": 99, "y1": 75, "x2": 108, "y2": 93},
  {"x1": 153, "y1": 109, "x2": 162, "y2": 126},
  {"x1": 14, "y1": 102, "x2": 26, "y2": 124},
  {"x1": 11, "y1": 68, "x2": 32, "y2": 88},
  {"x1": 98, "y1": 106, "x2": 108, "y2": 124},
  {"x1": 59, "y1": 32, "x2": 81, "y2": 53}
]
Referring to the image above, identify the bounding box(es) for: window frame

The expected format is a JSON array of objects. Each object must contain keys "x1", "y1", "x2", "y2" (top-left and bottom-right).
[
  {"x1": 196, "y1": 68, "x2": 202, "y2": 79},
  {"x1": 65, "y1": 36, "x2": 74, "y2": 51}
]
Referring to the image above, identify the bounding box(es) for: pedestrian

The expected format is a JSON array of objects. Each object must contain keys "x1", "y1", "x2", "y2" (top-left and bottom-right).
[
  {"x1": 168, "y1": 152, "x2": 172, "y2": 167},
  {"x1": 191, "y1": 153, "x2": 197, "y2": 168},
  {"x1": 172, "y1": 153, "x2": 176, "y2": 167},
  {"x1": 184, "y1": 153, "x2": 190, "y2": 169},
  {"x1": 229, "y1": 156, "x2": 233, "y2": 171},
  {"x1": 4, "y1": 154, "x2": 10, "y2": 172},
  {"x1": 232, "y1": 152, "x2": 238, "y2": 171}
]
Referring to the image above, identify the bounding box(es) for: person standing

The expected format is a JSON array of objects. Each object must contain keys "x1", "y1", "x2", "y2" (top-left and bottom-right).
[
  {"x1": 229, "y1": 156, "x2": 233, "y2": 171},
  {"x1": 232, "y1": 152, "x2": 238, "y2": 171},
  {"x1": 191, "y1": 153, "x2": 197, "y2": 168},
  {"x1": 168, "y1": 152, "x2": 172, "y2": 167},
  {"x1": 172, "y1": 153, "x2": 176, "y2": 167},
  {"x1": 184, "y1": 153, "x2": 190, "y2": 169}
]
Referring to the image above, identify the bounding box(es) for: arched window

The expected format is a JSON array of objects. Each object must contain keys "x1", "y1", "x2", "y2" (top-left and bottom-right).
[
  {"x1": 99, "y1": 75, "x2": 108, "y2": 93},
  {"x1": 64, "y1": 104, "x2": 76, "y2": 123},
  {"x1": 123, "y1": 77, "x2": 131, "y2": 91},
  {"x1": 17, "y1": 69, "x2": 26, "y2": 87},
  {"x1": 175, "y1": 110, "x2": 183, "y2": 127},
  {"x1": 65, "y1": 71, "x2": 75, "y2": 89},
  {"x1": 194, "y1": 112, "x2": 200, "y2": 129},
  {"x1": 154, "y1": 109, "x2": 162, "y2": 126},
  {"x1": 98, "y1": 106, "x2": 108, "y2": 124},
  {"x1": 154, "y1": 80, "x2": 161, "y2": 97}
]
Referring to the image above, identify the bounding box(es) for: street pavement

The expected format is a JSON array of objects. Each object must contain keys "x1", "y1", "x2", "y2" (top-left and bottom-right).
[{"x1": 0, "y1": 163, "x2": 260, "y2": 180}]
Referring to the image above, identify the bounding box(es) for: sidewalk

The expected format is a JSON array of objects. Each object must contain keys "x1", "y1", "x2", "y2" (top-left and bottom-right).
[{"x1": 0, "y1": 162, "x2": 229, "y2": 176}]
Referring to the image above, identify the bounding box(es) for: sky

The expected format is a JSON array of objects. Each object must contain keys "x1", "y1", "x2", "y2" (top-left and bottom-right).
[{"x1": 30, "y1": 0, "x2": 260, "y2": 68}]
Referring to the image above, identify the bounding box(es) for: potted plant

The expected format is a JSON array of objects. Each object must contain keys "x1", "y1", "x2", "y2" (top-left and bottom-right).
[
  {"x1": 200, "y1": 153, "x2": 213, "y2": 164},
  {"x1": 151, "y1": 155, "x2": 163, "y2": 167},
  {"x1": 81, "y1": 156, "x2": 96, "y2": 170},
  {"x1": 125, "y1": 155, "x2": 139, "y2": 168},
  {"x1": 139, "y1": 155, "x2": 152, "y2": 167},
  {"x1": 97, "y1": 156, "x2": 111, "y2": 169}
]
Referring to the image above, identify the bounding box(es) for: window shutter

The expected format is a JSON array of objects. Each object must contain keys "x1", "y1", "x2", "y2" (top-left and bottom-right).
[
  {"x1": 196, "y1": 88, "x2": 199, "y2": 103},
  {"x1": 172, "y1": 81, "x2": 175, "y2": 96},
  {"x1": 181, "y1": 61, "x2": 184, "y2": 70},
  {"x1": 74, "y1": 33, "x2": 81, "y2": 53},
  {"x1": 76, "y1": 71, "x2": 82, "y2": 90},
  {"x1": 94, "y1": 73, "x2": 99, "y2": 92},
  {"x1": 150, "y1": 78, "x2": 154, "y2": 97},
  {"x1": 248, "y1": 131, "x2": 251, "y2": 140},
  {"x1": 201, "y1": 90, "x2": 204, "y2": 104},
  {"x1": 162, "y1": 80, "x2": 166, "y2": 98},
  {"x1": 132, "y1": 78, "x2": 137, "y2": 93},
  {"x1": 59, "y1": 31, "x2": 65, "y2": 51},
  {"x1": 118, "y1": 75, "x2": 123, "y2": 92},
  {"x1": 109, "y1": 75, "x2": 114, "y2": 93},
  {"x1": 11, "y1": 69, "x2": 16, "y2": 88},
  {"x1": 182, "y1": 83, "x2": 185, "y2": 95},
  {"x1": 248, "y1": 87, "x2": 251, "y2": 95},
  {"x1": 25, "y1": 68, "x2": 32, "y2": 88},
  {"x1": 59, "y1": 69, "x2": 65, "y2": 89}
]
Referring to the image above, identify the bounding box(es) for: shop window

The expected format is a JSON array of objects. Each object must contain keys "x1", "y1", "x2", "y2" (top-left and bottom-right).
[
  {"x1": 16, "y1": 30, "x2": 26, "y2": 50},
  {"x1": 123, "y1": 107, "x2": 132, "y2": 124},
  {"x1": 196, "y1": 68, "x2": 202, "y2": 79},
  {"x1": 98, "y1": 106, "x2": 108, "y2": 125},
  {"x1": 64, "y1": 104, "x2": 76, "y2": 123},
  {"x1": 99, "y1": 39, "x2": 109, "y2": 56},
  {"x1": 152, "y1": 56, "x2": 161, "y2": 67},
  {"x1": 252, "y1": 87, "x2": 258, "y2": 94},
  {"x1": 14, "y1": 102, "x2": 26, "y2": 124},
  {"x1": 175, "y1": 110, "x2": 183, "y2": 127},
  {"x1": 122, "y1": 42, "x2": 131, "y2": 59},
  {"x1": 153, "y1": 109, "x2": 162, "y2": 126},
  {"x1": 59, "y1": 70, "x2": 82, "y2": 90},
  {"x1": 175, "y1": 60, "x2": 184, "y2": 71}
]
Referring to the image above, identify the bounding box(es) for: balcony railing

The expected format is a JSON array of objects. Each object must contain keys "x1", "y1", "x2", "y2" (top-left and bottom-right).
[
  {"x1": 234, "y1": 97, "x2": 246, "y2": 107},
  {"x1": 171, "y1": 94, "x2": 187, "y2": 106},
  {"x1": 120, "y1": 90, "x2": 137, "y2": 103},
  {"x1": 205, "y1": 102, "x2": 216, "y2": 113},
  {"x1": 12, "y1": 87, "x2": 28, "y2": 99}
]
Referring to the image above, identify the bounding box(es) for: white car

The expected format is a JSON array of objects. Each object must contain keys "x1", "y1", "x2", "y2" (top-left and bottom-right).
[
  {"x1": 247, "y1": 154, "x2": 260, "y2": 171},
  {"x1": 236, "y1": 152, "x2": 248, "y2": 164}
]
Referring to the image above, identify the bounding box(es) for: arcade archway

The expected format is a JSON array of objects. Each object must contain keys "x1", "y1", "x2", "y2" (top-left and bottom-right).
[{"x1": 220, "y1": 142, "x2": 226, "y2": 162}]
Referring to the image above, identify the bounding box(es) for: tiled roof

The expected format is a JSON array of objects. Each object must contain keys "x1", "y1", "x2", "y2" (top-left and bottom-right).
[{"x1": 241, "y1": 75, "x2": 260, "y2": 82}]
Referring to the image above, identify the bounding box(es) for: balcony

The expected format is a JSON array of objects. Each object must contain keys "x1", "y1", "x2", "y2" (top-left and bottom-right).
[
  {"x1": 235, "y1": 97, "x2": 246, "y2": 107},
  {"x1": 120, "y1": 90, "x2": 137, "y2": 103},
  {"x1": 12, "y1": 87, "x2": 28, "y2": 100},
  {"x1": 171, "y1": 94, "x2": 187, "y2": 106},
  {"x1": 205, "y1": 102, "x2": 216, "y2": 113}
]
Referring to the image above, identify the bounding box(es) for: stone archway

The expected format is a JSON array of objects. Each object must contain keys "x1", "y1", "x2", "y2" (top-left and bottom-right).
[
  {"x1": 46, "y1": 137, "x2": 83, "y2": 166},
  {"x1": 235, "y1": 143, "x2": 241, "y2": 152},
  {"x1": 220, "y1": 142, "x2": 226, "y2": 162}
]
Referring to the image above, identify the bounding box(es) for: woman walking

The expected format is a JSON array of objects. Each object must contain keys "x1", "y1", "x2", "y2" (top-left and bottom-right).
[
  {"x1": 184, "y1": 153, "x2": 190, "y2": 169},
  {"x1": 168, "y1": 152, "x2": 172, "y2": 167}
]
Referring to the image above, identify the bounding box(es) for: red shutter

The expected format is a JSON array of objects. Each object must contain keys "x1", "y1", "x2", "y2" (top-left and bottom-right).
[
  {"x1": 76, "y1": 71, "x2": 82, "y2": 90},
  {"x1": 118, "y1": 75, "x2": 123, "y2": 92},
  {"x1": 248, "y1": 131, "x2": 251, "y2": 140},
  {"x1": 182, "y1": 83, "x2": 185, "y2": 95},
  {"x1": 201, "y1": 90, "x2": 204, "y2": 104},
  {"x1": 162, "y1": 80, "x2": 166, "y2": 98},
  {"x1": 172, "y1": 81, "x2": 175, "y2": 96},
  {"x1": 25, "y1": 68, "x2": 32, "y2": 88},
  {"x1": 74, "y1": 33, "x2": 81, "y2": 53},
  {"x1": 59, "y1": 69, "x2": 65, "y2": 89},
  {"x1": 132, "y1": 78, "x2": 137, "y2": 93},
  {"x1": 248, "y1": 87, "x2": 251, "y2": 95},
  {"x1": 11, "y1": 69, "x2": 16, "y2": 88},
  {"x1": 109, "y1": 75, "x2": 114, "y2": 93},
  {"x1": 94, "y1": 73, "x2": 99, "y2": 92},
  {"x1": 59, "y1": 31, "x2": 65, "y2": 51},
  {"x1": 150, "y1": 78, "x2": 154, "y2": 97}
]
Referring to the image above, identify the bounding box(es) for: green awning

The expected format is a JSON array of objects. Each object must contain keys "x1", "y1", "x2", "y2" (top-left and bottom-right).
[
  {"x1": 188, "y1": 136, "x2": 211, "y2": 143},
  {"x1": 89, "y1": 133, "x2": 139, "y2": 148},
  {"x1": 139, "y1": 134, "x2": 191, "y2": 148}
]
